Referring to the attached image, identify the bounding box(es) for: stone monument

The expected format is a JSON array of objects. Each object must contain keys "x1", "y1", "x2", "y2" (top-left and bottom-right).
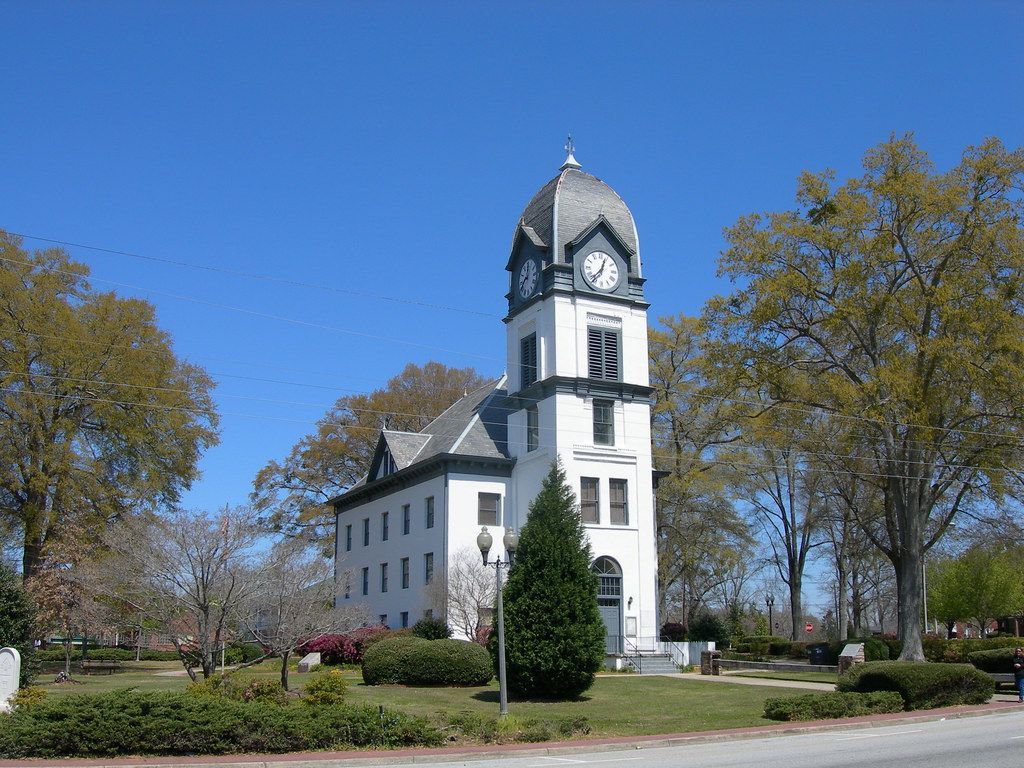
[{"x1": 0, "y1": 647, "x2": 21, "y2": 713}]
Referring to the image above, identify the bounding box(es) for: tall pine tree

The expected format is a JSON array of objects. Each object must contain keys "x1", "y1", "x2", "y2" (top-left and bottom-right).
[{"x1": 502, "y1": 461, "x2": 605, "y2": 699}]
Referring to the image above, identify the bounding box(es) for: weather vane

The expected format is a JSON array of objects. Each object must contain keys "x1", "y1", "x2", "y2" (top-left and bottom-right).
[{"x1": 565, "y1": 134, "x2": 575, "y2": 156}]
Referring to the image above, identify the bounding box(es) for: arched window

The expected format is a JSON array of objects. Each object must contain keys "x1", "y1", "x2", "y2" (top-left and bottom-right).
[{"x1": 592, "y1": 556, "x2": 622, "y2": 598}]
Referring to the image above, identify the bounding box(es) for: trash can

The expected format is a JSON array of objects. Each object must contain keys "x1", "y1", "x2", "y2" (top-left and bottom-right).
[{"x1": 807, "y1": 642, "x2": 830, "y2": 665}]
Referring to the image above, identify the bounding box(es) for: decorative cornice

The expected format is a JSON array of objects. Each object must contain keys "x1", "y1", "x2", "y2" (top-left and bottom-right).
[
  {"x1": 506, "y1": 375, "x2": 654, "y2": 408},
  {"x1": 330, "y1": 453, "x2": 515, "y2": 513}
]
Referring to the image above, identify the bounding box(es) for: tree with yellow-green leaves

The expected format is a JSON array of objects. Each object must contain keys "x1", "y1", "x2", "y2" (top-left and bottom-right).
[
  {"x1": 0, "y1": 232, "x2": 219, "y2": 580},
  {"x1": 703, "y1": 136, "x2": 1024, "y2": 660},
  {"x1": 252, "y1": 361, "x2": 487, "y2": 546}
]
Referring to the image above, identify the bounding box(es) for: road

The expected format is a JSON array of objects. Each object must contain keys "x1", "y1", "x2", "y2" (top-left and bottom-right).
[
  {"x1": 390, "y1": 710, "x2": 1024, "y2": 768},
  {"x1": 5, "y1": 709, "x2": 1022, "y2": 768}
]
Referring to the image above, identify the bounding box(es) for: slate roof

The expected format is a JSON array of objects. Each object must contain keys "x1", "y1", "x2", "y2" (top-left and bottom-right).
[
  {"x1": 518, "y1": 166, "x2": 638, "y2": 260},
  {"x1": 338, "y1": 378, "x2": 511, "y2": 498},
  {"x1": 416, "y1": 378, "x2": 510, "y2": 460}
]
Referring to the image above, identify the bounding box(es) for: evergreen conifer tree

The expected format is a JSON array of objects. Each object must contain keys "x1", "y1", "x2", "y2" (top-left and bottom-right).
[{"x1": 501, "y1": 461, "x2": 605, "y2": 699}]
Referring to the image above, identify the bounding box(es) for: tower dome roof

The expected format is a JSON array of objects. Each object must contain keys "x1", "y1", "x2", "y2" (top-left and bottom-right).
[{"x1": 515, "y1": 162, "x2": 639, "y2": 263}]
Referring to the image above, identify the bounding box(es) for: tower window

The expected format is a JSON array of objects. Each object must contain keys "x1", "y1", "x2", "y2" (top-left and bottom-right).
[
  {"x1": 581, "y1": 477, "x2": 599, "y2": 524},
  {"x1": 587, "y1": 327, "x2": 620, "y2": 381},
  {"x1": 401, "y1": 557, "x2": 410, "y2": 589},
  {"x1": 380, "y1": 562, "x2": 389, "y2": 593},
  {"x1": 402, "y1": 504, "x2": 410, "y2": 535},
  {"x1": 361, "y1": 567, "x2": 369, "y2": 596},
  {"x1": 362, "y1": 518, "x2": 370, "y2": 546},
  {"x1": 478, "y1": 493, "x2": 501, "y2": 526},
  {"x1": 381, "y1": 511, "x2": 389, "y2": 541},
  {"x1": 521, "y1": 333, "x2": 538, "y2": 388},
  {"x1": 345, "y1": 524, "x2": 352, "y2": 552},
  {"x1": 593, "y1": 399, "x2": 614, "y2": 446},
  {"x1": 425, "y1": 496, "x2": 435, "y2": 528},
  {"x1": 424, "y1": 552, "x2": 434, "y2": 584},
  {"x1": 610, "y1": 479, "x2": 628, "y2": 525},
  {"x1": 526, "y1": 405, "x2": 539, "y2": 452}
]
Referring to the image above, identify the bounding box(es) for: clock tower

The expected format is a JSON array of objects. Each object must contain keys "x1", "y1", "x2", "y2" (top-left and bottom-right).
[{"x1": 503, "y1": 145, "x2": 658, "y2": 653}]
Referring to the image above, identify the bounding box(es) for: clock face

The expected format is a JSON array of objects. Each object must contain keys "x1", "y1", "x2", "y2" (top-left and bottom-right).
[
  {"x1": 582, "y1": 251, "x2": 619, "y2": 291},
  {"x1": 518, "y1": 259, "x2": 539, "y2": 298}
]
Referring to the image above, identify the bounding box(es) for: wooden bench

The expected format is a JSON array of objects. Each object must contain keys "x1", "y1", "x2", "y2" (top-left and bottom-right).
[{"x1": 80, "y1": 660, "x2": 123, "y2": 675}]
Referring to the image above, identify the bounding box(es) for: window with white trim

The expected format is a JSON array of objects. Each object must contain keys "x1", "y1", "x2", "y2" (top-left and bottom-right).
[
  {"x1": 478, "y1": 492, "x2": 500, "y2": 526},
  {"x1": 610, "y1": 479, "x2": 628, "y2": 525},
  {"x1": 593, "y1": 399, "x2": 614, "y2": 445},
  {"x1": 581, "y1": 477, "x2": 599, "y2": 524},
  {"x1": 526, "y1": 405, "x2": 539, "y2": 452}
]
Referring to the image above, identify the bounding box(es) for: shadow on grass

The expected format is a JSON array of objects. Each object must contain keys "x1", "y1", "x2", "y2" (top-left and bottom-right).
[{"x1": 471, "y1": 689, "x2": 592, "y2": 704}]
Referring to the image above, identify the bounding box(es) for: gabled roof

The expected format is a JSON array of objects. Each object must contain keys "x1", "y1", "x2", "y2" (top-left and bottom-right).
[{"x1": 332, "y1": 378, "x2": 512, "y2": 506}]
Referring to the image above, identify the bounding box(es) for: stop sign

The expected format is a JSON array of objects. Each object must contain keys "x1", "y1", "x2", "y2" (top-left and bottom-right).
[{"x1": 805, "y1": 623, "x2": 813, "y2": 633}]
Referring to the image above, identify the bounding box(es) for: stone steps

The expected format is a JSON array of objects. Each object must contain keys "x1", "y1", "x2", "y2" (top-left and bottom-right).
[{"x1": 633, "y1": 653, "x2": 679, "y2": 674}]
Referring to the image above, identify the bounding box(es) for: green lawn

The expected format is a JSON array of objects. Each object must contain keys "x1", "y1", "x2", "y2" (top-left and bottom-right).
[
  {"x1": 729, "y1": 670, "x2": 838, "y2": 685},
  {"x1": 36, "y1": 662, "x2": 792, "y2": 738}
]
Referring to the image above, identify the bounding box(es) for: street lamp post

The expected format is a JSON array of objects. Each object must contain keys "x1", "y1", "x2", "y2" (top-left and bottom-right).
[
  {"x1": 765, "y1": 592, "x2": 775, "y2": 634},
  {"x1": 477, "y1": 525, "x2": 519, "y2": 717}
]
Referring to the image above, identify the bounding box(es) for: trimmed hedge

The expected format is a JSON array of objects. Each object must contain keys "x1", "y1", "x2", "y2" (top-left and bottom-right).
[
  {"x1": 764, "y1": 691, "x2": 905, "y2": 721},
  {"x1": 967, "y1": 648, "x2": 1019, "y2": 673},
  {"x1": 837, "y1": 661, "x2": 994, "y2": 710},
  {"x1": 402, "y1": 639, "x2": 492, "y2": 686},
  {"x1": 362, "y1": 637, "x2": 492, "y2": 686},
  {"x1": 361, "y1": 636, "x2": 428, "y2": 685},
  {"x1": 0, "y1": 691, "x2": 442, "y2": 758}
]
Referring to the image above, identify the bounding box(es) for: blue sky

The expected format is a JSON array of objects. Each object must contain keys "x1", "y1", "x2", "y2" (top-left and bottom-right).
[{"x1": 3, "y1": 0, "x2": 1022, "y2": 560}]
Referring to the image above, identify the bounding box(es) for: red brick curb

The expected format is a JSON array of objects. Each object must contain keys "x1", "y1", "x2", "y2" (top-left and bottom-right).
[{"x1": 2, "y1": 700, "x2": 1021, "y2": 768}]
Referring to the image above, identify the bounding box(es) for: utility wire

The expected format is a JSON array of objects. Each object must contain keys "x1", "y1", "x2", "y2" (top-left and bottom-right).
[{"x1": 8, "y1": 231, "x2": 499, "y2": 318}]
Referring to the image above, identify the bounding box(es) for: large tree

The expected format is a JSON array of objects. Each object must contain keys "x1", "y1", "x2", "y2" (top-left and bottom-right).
[
  {"x1": 501, "y1": 461, "x2": 605, "y2": 699},
  {"x1": 0, "y1": 232, "x2": 219, "y2": 580},
  {"x1": 704, "y1": 136, "x2": 1024, "y2": 659},
  {"x1": 252, "y1": 362, "x2": 487, "y2": 544},
  {"x1": 648, "y1": 314, "x2": 752, "y2": 629}
]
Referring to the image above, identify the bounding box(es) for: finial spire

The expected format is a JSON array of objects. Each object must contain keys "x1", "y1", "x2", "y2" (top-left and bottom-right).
[{"x1": 561, "y1": 134, "x2": 581, "y2": 170}]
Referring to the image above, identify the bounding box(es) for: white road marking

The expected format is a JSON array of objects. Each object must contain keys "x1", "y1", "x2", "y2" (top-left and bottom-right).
[
  {"x1": 525, "y1": 757, "x2": 645, "y2": 766},
  {"x1": 834, "y1": 728, "x2": 924, "y2": 741}
]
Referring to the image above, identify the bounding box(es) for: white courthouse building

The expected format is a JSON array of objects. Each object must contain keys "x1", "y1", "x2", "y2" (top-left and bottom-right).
[{"x1": 331, "y1": 149, "x2": 661, "y2": 659}]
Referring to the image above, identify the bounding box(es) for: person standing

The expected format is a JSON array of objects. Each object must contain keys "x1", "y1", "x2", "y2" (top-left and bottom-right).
[{"x1": 1013, "y1": 647, "x2": 1024, "y2": 703}]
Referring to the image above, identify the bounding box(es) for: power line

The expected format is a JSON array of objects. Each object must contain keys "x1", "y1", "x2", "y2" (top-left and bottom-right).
[
  {"x1": 8, "y1": 231, "x2": 499, "y2": 318},
  {"x1": 0, "y1": 384, "x2": 1015, "y2": 483},
  {"x1": 0, "y1": 254, "x2": 504, "y2": 364}
]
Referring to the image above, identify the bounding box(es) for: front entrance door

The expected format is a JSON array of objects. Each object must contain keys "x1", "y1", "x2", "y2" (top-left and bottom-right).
[{"x1": 592, "y1": 556, "x2": 623, "y2": 654}]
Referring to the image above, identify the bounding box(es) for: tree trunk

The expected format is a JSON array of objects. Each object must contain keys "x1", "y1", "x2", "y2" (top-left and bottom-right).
[
  {"x1": 789, "y1": 575, "x2": 802, "y2": 642},
  {"x1": 22, "y1": 502, "x2": 45, "y2": 581},
  {"x1": 280, "y1": 651, "x2": 290, "y2": 691},
  {"x1": 895, "y1": 549, "x2": 924, "y2": 660},
  {"x1": 836, "y1": 563, "x2": 849, "y2": 640},
  {"x1": 63, "y1": 636, "x2": 72, "y2": 679}
]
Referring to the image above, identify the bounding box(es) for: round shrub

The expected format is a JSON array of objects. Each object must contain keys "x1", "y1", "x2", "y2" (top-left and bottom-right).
[
  {"x1": 764, "y1": 691, "x2": 904, "y2": 721},
  {"x1": 361, "y1": 636, "x2": 428, "y2": 685},
  {"x1": 401, "y1": 639, "x2": 492, "y2": 686},
  {"x1": 411, "y1": 617, "x2": 452, "y2": 640},
  {"x1": 223, "y1": 643, "x2": 264, "y2": 665},
  {"x1": 837, "y1": 661, "x2": 994, "y2": 710},
  {"x1": 689, "y1": 613, "x2": 729, "y2": 644},
  {"x1": 302, "y1": 668, "x2": 349, "y2": 705}
]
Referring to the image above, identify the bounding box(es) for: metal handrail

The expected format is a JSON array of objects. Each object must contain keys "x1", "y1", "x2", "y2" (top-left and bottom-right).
[{"x1": 620, "y1": 635, "x2": 642, "y2": 673}]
